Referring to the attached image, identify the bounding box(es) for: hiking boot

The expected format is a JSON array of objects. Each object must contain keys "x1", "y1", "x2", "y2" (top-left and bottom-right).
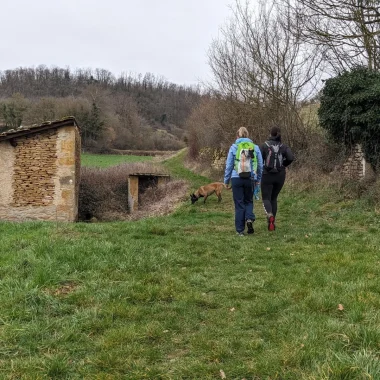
[
  {"x1": 236, "y1": 232, "x2": 245, "y2": 237},
  {"x1": 246, "y1": 220, "x2": 254, "y2": 234},
  {"x1": 268, "y1": 214, "x2": 275, "y2": 231}
]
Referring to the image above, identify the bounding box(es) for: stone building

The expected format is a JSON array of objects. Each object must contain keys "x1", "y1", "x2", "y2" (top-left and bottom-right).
[{"x1": 0, "y1": 117, "x2": 81, "y2": 222}]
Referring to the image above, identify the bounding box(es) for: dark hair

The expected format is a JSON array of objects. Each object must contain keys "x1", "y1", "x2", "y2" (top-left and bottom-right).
[{"x1": 270, "y1": 126, "x2": 281, "y2": 137}]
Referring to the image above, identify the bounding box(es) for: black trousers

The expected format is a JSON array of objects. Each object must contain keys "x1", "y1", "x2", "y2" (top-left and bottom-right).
[{"x1": 261, "y1": 170, "x2": 286, "y2": 217}]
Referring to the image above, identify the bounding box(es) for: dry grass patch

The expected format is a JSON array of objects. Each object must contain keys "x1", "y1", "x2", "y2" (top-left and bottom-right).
[
  {"x1": 127, "y1": 180, "x2": 189, "y2": 220},
  {"x1": 79, "y1": 160, "x2": 189, "y2": 222},
  {"x1": 183, "y1": 156, "x2": 223, "y2": 182},
  {"x1": 43, "y1": 281, "x2": 78, "y2": 297}
]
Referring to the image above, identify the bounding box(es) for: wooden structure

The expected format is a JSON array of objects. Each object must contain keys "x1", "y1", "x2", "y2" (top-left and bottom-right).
[
  {"x1": 128, "y1": 173, "x2": 170, "y2": 212},
  {"x1": 0, "y1": 117, "x2": 81, "y2": 222}
]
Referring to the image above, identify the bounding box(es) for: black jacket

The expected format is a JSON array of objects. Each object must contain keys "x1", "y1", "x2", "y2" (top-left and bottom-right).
[{"x1": 260, "y1": 136, "x2": 294, "y2": 174}]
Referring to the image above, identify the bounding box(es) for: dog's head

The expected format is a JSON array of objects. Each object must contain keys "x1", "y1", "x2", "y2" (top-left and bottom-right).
[{"x1": 190, "y1": 193, "x2": 199, "y2": 204}]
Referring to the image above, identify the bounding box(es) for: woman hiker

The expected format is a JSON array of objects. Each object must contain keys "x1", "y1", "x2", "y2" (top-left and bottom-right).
[
  {"x1": 224, "y1": 127, "x2": 263, "y2": 236},
  {"x1": 260, "y1": 126, "x2": 294, "y2": 231}
]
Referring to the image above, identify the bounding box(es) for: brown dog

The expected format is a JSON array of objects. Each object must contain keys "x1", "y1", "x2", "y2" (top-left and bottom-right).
[{"x1": 190, "y1": 182, "x2": 231, "y2": 204}]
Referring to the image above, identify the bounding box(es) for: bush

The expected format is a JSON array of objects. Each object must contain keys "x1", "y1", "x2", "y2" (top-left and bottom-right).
[
  {"x1": 78, "y1": 166, "x2": 129, "y2": 221},
  {"x1": 79, "y1": 163, "x2": 168, "y2": 221},
  {"x1": 292, "y1": 130, "x2": 346, "y2": 173},
  {"x1": 319, "y1": 66, "x2": 380, "y2": 169}
]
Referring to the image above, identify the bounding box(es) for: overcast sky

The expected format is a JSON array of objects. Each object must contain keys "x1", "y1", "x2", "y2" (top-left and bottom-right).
[{"x1": 1, "y1": 0, "x2": 233, "y2": 86}]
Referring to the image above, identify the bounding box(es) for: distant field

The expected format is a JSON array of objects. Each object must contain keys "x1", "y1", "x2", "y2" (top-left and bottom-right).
[
  {"x1": 81, "y1": 153, "x2": 153, "y2": 167},
  {"x1": 299, "y1": 102, "x2": 320, "y2": 129}
]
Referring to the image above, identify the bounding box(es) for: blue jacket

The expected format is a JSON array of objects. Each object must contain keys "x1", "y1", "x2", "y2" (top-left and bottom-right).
[{"x1": 224, "y1": 137, "x2": 263, "y2": 184}]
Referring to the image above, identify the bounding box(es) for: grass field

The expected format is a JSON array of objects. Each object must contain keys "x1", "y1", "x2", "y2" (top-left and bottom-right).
[
  {"x1": 1, "y1": 152, "x2": 380, "y2": 379},
  {"x1": 81, "y1": 153, "x2": 153, "y2": 167}
]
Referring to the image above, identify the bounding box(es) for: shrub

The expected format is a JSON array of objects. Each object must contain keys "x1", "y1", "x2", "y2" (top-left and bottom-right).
[
  {"x1": 79, "y1": 163, "x2": 168, "y2": 221},
  {"x1": 79, "y1": 166, "x2": 129, "y2": 221},
  {"x1": 319, "y1": 66, "x2": 380, "y2": 170},
  {"x1": 291, "y1": 130, "x2": 346, "y2": 173}
]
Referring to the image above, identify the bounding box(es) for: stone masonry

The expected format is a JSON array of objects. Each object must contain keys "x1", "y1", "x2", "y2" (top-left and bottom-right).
[
  {"x1": 12, "y1": 130, "x2": 57, "y2": 207},
  {"x1": 342, "y1": 144, "x2": 374, "y2": 180},
  {"x1": 0, "y1": 118, "x2": 81, "y2": 222}
]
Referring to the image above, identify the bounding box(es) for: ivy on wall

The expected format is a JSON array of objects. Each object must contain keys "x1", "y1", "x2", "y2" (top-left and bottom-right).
[{"x1": 318, "y1": 67, "x2": 380, "y2": 170}]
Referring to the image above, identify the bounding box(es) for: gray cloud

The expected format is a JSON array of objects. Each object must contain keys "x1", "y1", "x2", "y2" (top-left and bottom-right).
[{"x1": 1, "y1": 0, "x2": 232, "y2": 85}]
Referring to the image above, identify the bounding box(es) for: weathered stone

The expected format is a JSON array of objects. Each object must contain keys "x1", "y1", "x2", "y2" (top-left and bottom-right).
[
  {"x1": 342, "y1": 144, "x2": 375, "y2": 180},
  {"x1": 0, "y1": 122, "x2": 81, "y2": 222}
]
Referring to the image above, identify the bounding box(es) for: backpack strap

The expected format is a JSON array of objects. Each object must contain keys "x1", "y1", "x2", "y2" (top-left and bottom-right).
[{"x1": 265, "y1": 141, "x2": 283, "y2": 152}]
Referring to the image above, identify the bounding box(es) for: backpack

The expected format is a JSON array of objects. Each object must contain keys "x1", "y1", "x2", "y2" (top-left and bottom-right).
[
  {"x1": 264, "y1": 141, "x2": 283, "y2": 172},
  {"x1": 234, "y1": 141, "x2": 258, "y2": 178}
]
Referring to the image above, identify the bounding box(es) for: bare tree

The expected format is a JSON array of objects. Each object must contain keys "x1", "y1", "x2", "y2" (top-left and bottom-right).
[
  {"x1": 207, "y1": 0, "x2": 324, "y2": 148},
  {"x1": 281, "y1": 0, "x2": 380, "y2": 71}
]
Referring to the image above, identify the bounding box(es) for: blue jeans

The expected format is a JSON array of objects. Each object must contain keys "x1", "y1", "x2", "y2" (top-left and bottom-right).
[{"x1": 231, "y1": 177, "x2": 255, "y2": 233}]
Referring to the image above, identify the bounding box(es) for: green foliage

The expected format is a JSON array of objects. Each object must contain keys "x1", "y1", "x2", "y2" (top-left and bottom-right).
[
  {"x1": 0, "y1": 93, "x2": 29, "y2": 128},
  {"x1": 81, "y1": 102, "x2": 105, "y2": 142},
  {"x1": 318, "y1": 67, "x2": 380, "y2": 168}
]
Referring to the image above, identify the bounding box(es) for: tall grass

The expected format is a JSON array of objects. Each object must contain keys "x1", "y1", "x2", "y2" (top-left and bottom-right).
[{"x1": 1, "y1": 152, "x2": 380, "y2": 378}]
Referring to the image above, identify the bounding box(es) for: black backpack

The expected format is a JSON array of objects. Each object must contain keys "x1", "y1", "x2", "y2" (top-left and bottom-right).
[{"x1": 264, "y1": 141, "x2": 283, "y2": 172}]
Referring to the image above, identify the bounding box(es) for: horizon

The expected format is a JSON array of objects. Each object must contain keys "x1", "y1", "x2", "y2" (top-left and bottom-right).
[
  {"x1": 0, "y1": 64, "x2": 205, "y2": 89},
  {"x1": 0, "y1": 0, "x2": 233, "y2": 87}
]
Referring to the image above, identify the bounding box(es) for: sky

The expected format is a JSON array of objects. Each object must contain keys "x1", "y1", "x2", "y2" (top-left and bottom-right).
[{"x1": 0, "y1": 0, "x2": 234, "y2": 86}]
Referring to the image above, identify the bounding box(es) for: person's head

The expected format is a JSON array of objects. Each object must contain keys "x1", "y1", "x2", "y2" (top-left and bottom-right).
[
  {"x1": 237, "y1": 127, "x2": 249, "y2": 138},
  {"x1": 270, "y1": 126, "x2": 281, "y2": 137}
]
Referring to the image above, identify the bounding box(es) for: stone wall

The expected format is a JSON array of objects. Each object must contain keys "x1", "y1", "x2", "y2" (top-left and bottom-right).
[
  {"x1": 12, "y1": 130, "x2": 57, "y2": 207},
  {"x1": 0, "y1": 125, "x2": 80, "y2": 222},
  {"x1": 342, "y1": 144, "x2": 374, "y2": 180},
  {"x1": 55, "y1": 126, "x2": 81, "y2": 222}
]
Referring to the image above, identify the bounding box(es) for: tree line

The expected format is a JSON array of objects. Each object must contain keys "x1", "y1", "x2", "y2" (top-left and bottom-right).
[
  {"x1": 0, "y1": 67, "x2": 204, "y2": 151},
  {"x1": 186, "y1": 0, "x2": 380, "y2": 171},
  {"x1": 2, "y1": 0, "x2": 378, "y2": 160}
]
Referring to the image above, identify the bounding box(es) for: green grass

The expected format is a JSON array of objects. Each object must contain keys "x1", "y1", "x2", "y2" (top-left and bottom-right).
[
  {"x1": 81, "y1": 153, "x2": 153, "y2": 167},
  {"x1": 1, "y1": 152, "x2": 380, "y2": 378}
]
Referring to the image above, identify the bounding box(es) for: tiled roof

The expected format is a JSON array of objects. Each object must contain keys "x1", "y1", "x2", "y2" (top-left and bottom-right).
[{"x1": 0, "y1": 116, "x2": 78, "y2": 142}]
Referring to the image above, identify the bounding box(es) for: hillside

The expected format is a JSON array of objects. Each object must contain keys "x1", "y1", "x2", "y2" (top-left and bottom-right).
[{"x1": 0, "y1": 66, "x2": 205, "y2": 151}]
